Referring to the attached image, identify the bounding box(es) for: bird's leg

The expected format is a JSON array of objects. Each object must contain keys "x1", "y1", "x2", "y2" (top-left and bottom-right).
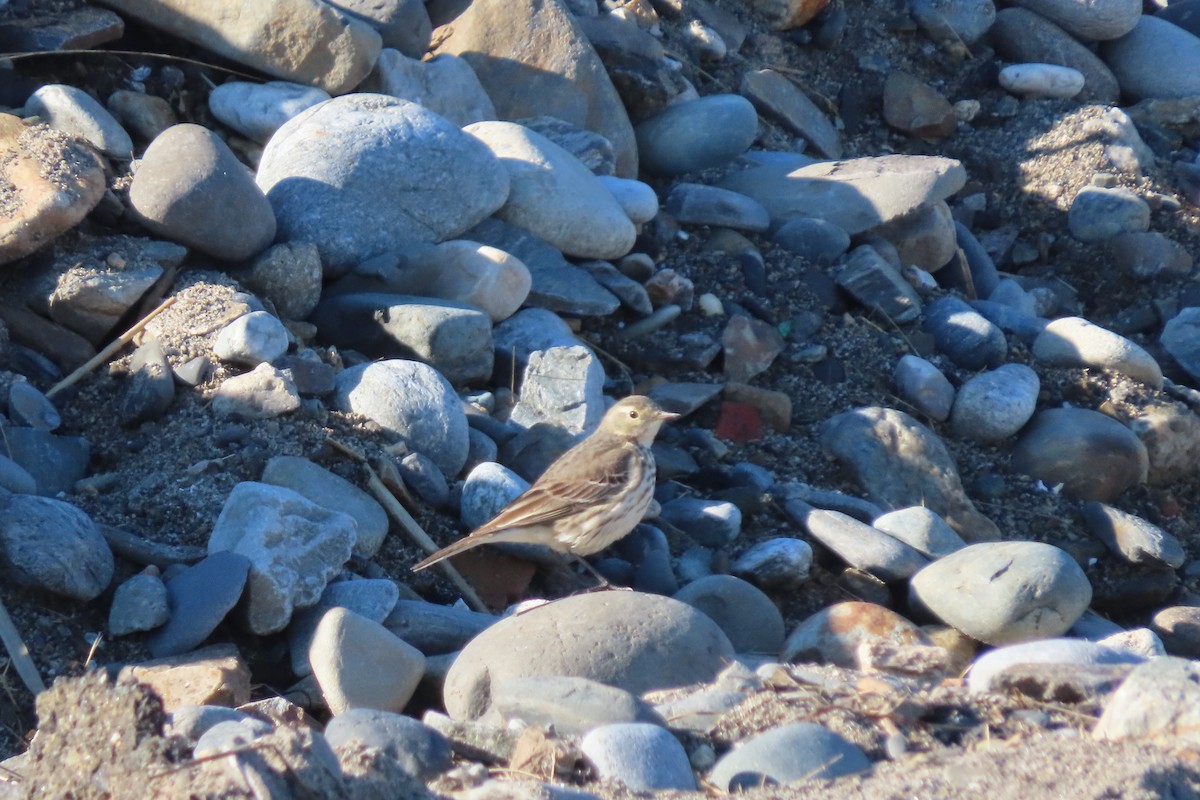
[{"x1": 573, "y1": 554, "x2": 613, "y2": 591}]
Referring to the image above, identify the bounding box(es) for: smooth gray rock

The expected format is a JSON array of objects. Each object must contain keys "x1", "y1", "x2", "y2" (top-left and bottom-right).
[
  {"x1": 0, "y1": 456, "x2": 36, "y2": 495},
  {"x1": 659, "y1": 497, "x2": 742, "y2": 548},
  {"x1": 329, "y1": 0, "x2": 431, "y2": 56},
  {"x1": 1094, "y1": 657, "x2": 1200, "y2": 743},
  {"x1": 493, "y1": 307, "x2": 582, "y2": 376},
  {"x1": 443, "y1": 591, "x2": 735, "y2": 720},
  {"x1": 1011, "y1": 407, "x2": 1148, "y2": 501},
  {"x1": 1033, "y1": 316, "x2": 1162, "y2": 388},
  {"x1": 309, "y1": 607, "x2": 426, "y2": 714},
  {"x1": 1111, "y1": 231, "x2": 1193, "y2": 280},
  {"x1": 949, "y1": 363, "x2": 1040, "y2": 443},
  {"x1": 166, "y1": 705, "x2": 261, "y2": 747},
  {"x1": 465, "y1": 218, "x2": 621, "y2": 316},
  {"x1": 1160, "y1": 307, "x2": 1200, "y2": 383},
  {"x1": 368, "y1": 50, "x2": 494, "y2": 126},
  {"x1": 398, "y1": 451, "x2": 451, "y2": 509},
  {"x1": 0, "y1": 427, "x2": 90, "y2": 496},
  {"x1": 872, "y1": 506, "x2": 966, "y2": 559},
  {"x1": 383, "y1": 599, "x2": 496, "y2": 655},
  {"x1": 466, "y1": 121, "x2": 636, "y2": 260},
  {"x1": 256, "y1": 94, "x2": 509, "y2": 277},
  {"x1": 130, "y1": 124, "x2": 276, "y2": 261},
  {"x1": 147, "y1": 551, "x2": 251, "y2": 658},
  {"x1": 288, "y1": 578, "x2": 401, "y2": 676},
  {"x1": 968, "y1": 637, "x2": 1143, "y2": 693},
  {"x1": 1102, "y1": 15, "x2": 1200, "y2": 100},
  {"x1": 490, "y1": 676, "x2": 665, "y2": 736},
  {"x1": 120, "y1": 337, "x2": 175, "y2": 425},
  {"x1": 664, "y1": 183, "x2": 770, "y2": 232},
  {"x1": 991, "y1": 8, "x2": 1120, "y2": 102},
  {"x1": 740, "y1": 68, "x2": 841, "y2": 158},
  {"x1": 910, "y1": 541, "x2": 1093, "y2": 645},
  {"x1": 459, "y1": 461, "x2": 529, "y2": 530},
  {"x1": 580, "y1": 723, "x2": 695, "y2": 791},
  {"x1": 597, "y1": 176, "x2": 658, "y2": 224},
  {"x1": 325, "y1": 708, "x2": 453, "y2": 780},
  {"x1": 208, "y1": 80, "x2": 331, "y2": 143},
  {"x1": 24, "y1": 83, "x2": 133, "y2": 157},
  {"x1": 244, "y1": 242, "x2": 324, "y2": 321},
  {"x1": 922, "y1": 295, "x2": 1007, "y2": 370},
  {"x1": 708, "y1": 723, "x2": 870, "y2": 790},
  {"x1": 1068, "y1": 186, "x2": 1150, "y2": 242},
  {"x1": 108, "y1": 572, "x2": 170, "y2": 636},
  {"x1": 208, "y1": 482, "x2": 357, "y2": 635},
  {"x1": 311, "y1": 293, "x2": 494, "y2": 386},
  {"x1": 731, "y1": 537, "x2": 813, "y2": 590},
  {"x1": 0, "y1": 494, "x2": 112, "y2": 601},
  {"x1": 49, "y1": 262, "x2": 164, "y2": 345},
  {"x1": 95, "y1": 0, "x2": 381, "y2": 94},
  {"x1": 1008, "y1": 0, "x2": 1138, "y2": 40},
  {"x1": 793, "y1": 504, "x2": 929, "y2": 582},
  {"x1": 635, "y1": 94, "x2": 758, "y2": 176},
  {"x1": 212, "y1": 310, "x2": 289, "y2": 367},
  {"x1": 432, "y1": 0, "x2": 638, "y2": 177},
  {"x1": 911, "y1": 0, "x2": 996, "y2": 44},
  {"x1": 333, "y1": 360, "x2": 470, "y2": 478},
  {"x1": 673, "y1": 575, "x2": 785, "y2": 654},
  {"x1": 893, "y1": 354, "x2": 955, "y2": 422},
  {"x1": 820, "y1": 406, "x2": 1001, "y2": 541},
  {"x1": 8, "y1": 381, "x2": 60, "y2": 431},
  {"x1": 771, "y1": 216, "x2": 850, "y2": 264},
  {"x1": 1080, "y1": 501, "x2": 1186, "y2": 569},
  {"x1": 718, "y1": 154, "x2": 966, "y2": 233}
]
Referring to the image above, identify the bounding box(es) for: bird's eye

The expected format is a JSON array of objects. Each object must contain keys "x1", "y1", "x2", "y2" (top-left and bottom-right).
[{"x1": 629, "y1": 410, "x2": 639, "y2": 419}]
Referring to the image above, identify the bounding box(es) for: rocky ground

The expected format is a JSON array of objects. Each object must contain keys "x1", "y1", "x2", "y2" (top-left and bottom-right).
[{"x1": 4, "y1": 0, "x2": 1200, "y2": 797}]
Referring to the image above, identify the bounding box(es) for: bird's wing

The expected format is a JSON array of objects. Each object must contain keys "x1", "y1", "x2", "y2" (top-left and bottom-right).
[{"x1": 469, "y1": 441, "x2": 643, "y2": 536}]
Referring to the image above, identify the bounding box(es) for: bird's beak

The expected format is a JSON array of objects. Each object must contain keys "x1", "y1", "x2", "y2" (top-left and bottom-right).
[{"x1": 658, "y1": 409, "x2": 682, "y2": 422}]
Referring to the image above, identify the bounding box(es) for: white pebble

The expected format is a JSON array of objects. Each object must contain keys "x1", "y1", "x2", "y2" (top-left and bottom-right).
[
  {"x1": 998, "y1": 63, "x2": 1085, "y2": 99},
  {"x1": 698, "y1": 293, "x2": 724, "y2": 316}
]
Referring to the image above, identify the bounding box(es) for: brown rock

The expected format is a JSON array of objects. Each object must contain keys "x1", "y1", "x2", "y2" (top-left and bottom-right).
[
  {"x1": 883, "y1": 72, "x2": 956, "y2": 141},
  {"x1": 1151, "y1": 606, "x2": 1200, "y2": 659},
  {"x1": 722, "y1": 315, "x2": 785, "y2": 383},
  {"x1": 117, "y1": 643, "x2": 251, "y2": 710},
  {"x1": 1011, "y1": 407, "x2": 1148, "y2": 502},
  {"x1": 0, "y1": 114, "x2": 106, "y2": 266},
  {"x1": 433, "y1": 0, "x2": 638, "y2": 177},
  {"x1": 95, "y1": 0, "x2": 381, "y2": 94},
  {"x1": 781, "y1": 601, "x2": 931, "y2": 668},
  {"x1": 722, "y1": 382, "x2": 792, "y2": 431}
]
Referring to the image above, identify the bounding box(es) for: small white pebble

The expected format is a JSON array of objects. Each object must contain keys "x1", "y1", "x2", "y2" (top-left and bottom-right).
[{"x1": 698, "y1": 293, "x2": 724, "y2": 316}]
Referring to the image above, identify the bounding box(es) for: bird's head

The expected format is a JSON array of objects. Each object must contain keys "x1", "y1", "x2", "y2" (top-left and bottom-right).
[{"x1": 601, "y1": 395, "x2": 680, "y2": 444}]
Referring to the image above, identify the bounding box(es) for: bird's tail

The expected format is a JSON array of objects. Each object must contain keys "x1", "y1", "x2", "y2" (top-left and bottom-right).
[{"x1": 411, "y1": 534, "x2": 490, "y2": 572}]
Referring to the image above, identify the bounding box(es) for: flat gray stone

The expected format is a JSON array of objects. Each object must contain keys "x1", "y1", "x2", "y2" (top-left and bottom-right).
[
  {"x1": 310, "y1": 607, "x2": 426, "y2": 714},
  {"x1": 635, "y1": 94, "x2": 758, "y2": 176},
  {"x1": 324, "y1": 708, "x2": 452, "y2": 780},
  {"x1": 24, "y1": 83, "x2": 132, "y2": 158},
  {"x1": 1011, "y1": 407, "x2": 1148, "y2": 501},
  {"x1": 208, "y1": 80, "x2": 330, "y2": 144},
  {"x1": 580, "y1": 723, "x2": 695, "y2": 791},
  {"x1": 949, "y1": 363, "x2": 1040, "y2": 443},
  {"x1": 708, "y1": 723, "x2": 869, "y2": 790},
  {"x1": 288, "y1": 578, "x2": 401, "y2": 676},
  {"x1": 490, "y1": 676, "x2": 665, "y2": 736},
  {"x1": 718, "y1": 154, "x2": 966, "y2": 234},
  {"x1": 673, "y1": 575, "x2": 784, "y2": 654},
  {"x1": 1033, "y1": 316, "x2": 1162, "y2": 388},
  {"x1": 443, "y1": 591, "x2": 735, "y2": 720},
  {"x1": 1102, "y1": 15, "x2": 1200, "y2": 100}
]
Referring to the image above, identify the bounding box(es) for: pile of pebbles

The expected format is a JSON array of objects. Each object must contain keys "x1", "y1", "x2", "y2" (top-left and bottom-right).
[{"x1": 5, "y1": 0, "x2": 1200, "y2": 796}]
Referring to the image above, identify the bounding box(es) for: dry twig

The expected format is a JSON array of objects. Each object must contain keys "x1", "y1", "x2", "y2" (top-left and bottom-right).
[{"x1": 0, "y1": 595, "x2": 45, "y2": 695}]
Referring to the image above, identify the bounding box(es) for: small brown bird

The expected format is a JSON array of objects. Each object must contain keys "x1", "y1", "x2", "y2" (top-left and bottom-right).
[{"x1": 412, "y1": 395, "x2": 679, "y2": 577}]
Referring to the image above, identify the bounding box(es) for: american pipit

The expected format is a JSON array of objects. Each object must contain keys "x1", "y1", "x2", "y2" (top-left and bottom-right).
[{"x1": 411, "y1": 395, "x2": 679, "y2": 576}]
